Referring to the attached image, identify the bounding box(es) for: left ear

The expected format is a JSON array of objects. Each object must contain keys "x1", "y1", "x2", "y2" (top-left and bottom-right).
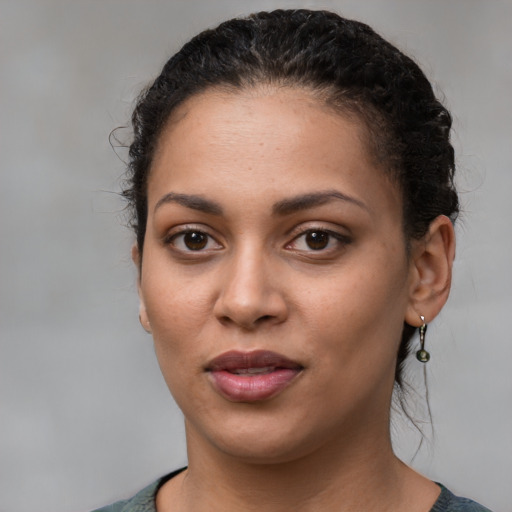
[{"x1": 405, "y1": 215, "x2": 456, "y2": 327}]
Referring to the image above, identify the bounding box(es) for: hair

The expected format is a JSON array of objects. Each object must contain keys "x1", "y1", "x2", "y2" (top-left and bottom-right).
[{"x1": 122, "y1": 9, "x2": 459, "y2": 393}]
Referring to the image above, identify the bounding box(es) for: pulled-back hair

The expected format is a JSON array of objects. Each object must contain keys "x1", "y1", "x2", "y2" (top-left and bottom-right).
[{"x1": 123, "y1": 9, "x2": 459, "y2": 391}]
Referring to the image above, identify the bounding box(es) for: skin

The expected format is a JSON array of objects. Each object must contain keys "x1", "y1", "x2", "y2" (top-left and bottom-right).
[{"x1": 134, "y1": 87, "x2": 455, "y2": 512}]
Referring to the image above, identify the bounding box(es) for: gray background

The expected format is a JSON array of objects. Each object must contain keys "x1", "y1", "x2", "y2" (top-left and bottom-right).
[{"x1": 1, "y1": 1, "x2": 511, "y2": 511}]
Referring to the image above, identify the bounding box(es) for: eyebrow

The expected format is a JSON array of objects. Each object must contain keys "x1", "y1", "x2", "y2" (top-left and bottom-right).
[
  {"x1": 153, "y1": 189, "x2": 368, "y2": 217},
  {"x1": 154, "y1": 192, "x2": 223, "y2": 215},
  {"x1": 272, "y1": 190, "x2": 369, "y2": 216}
]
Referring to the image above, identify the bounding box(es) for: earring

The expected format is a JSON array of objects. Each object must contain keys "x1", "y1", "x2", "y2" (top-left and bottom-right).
[
  {"x1": 416, "y1": 315, "x2": 430, "y2": 363},
  {"x1": 139, "y1": 313, "x2": 151, "y2": 334}
]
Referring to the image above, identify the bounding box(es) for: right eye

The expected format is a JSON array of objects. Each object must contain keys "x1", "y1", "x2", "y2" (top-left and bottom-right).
[{"x1": 166, "y1": 229, "x2": 222, "y2": 252}]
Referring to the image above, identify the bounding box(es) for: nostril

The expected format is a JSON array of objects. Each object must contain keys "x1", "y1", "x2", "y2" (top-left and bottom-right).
[
  {"x1": 217, "y1": 315, "x2": 232, "y2": 326},
  {"x1": 217, "y1": 313, "x2": 278, "y2": 330}
]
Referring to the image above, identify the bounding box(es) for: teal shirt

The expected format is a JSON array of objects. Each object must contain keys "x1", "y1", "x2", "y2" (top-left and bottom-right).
[{"x1": 92, "y1": 469, "x2": 493, "y2": 512}]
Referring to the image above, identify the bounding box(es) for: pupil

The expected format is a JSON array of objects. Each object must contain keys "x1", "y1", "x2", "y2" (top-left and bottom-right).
[
  {"x1": 306, "y1": 231, "x2": 329, "y2": 250},
  {"x1": 184, "y1": 232, "x2": 207, "y2": 250}
]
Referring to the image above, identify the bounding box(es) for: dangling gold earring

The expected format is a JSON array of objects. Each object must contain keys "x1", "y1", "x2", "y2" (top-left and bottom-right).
[
  {"x1": 139, "y1": 313, "x2": 151, "y2": 334},
  {"x1": 416, "y1": 315, "x2": 430, "y2": 362}
]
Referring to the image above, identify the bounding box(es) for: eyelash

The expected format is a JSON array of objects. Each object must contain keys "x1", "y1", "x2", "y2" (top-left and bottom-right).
[
  {"x1": 164, "y1": 227, "x2": 222, "y2": 253},
  {"x1": 163, "y1": 226, "x2": 351, "y2": 256},
  {"x1": 286, "y1": 228, "x2": 352, "y2": 254}
]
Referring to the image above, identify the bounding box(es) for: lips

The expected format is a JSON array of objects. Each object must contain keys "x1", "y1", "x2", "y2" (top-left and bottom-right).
[{"x1": 206, "y1": 350, "x2": 303, "y2": 402}]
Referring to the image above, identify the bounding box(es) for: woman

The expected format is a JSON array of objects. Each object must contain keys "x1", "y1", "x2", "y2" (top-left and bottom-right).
[{"x1": 95, "y1": 9, "x2": 491, "y2": 512}]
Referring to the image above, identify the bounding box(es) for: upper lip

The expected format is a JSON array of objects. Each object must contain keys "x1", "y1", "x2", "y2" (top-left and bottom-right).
[{"x1": 206, "y1": 350, "x2": 303, "y2": 372}]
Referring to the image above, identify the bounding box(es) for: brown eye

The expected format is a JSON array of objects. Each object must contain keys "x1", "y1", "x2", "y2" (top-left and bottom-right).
[
  {"x1": 183, "y1": 231, "x2": 208, "y2": 250},
  {"x1": 286, "y1": 228, "x2": 351, "y2": 254},
  {"x1": 305, "y1": 231, "x2": 330, "y2": 250},
  {"x1": 166, "y1": 228, "x2": 222, "y2": 254}
]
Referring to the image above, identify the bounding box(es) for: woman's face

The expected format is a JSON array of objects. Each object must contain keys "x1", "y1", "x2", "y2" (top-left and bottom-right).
[{"x1": 137, "y1": 87, "x2": 417, "y2": 463}]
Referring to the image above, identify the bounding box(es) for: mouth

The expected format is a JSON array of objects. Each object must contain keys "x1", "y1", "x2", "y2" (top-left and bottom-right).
[{"x1": 206, "y1": 350, "x2": 304, "y2": 402}]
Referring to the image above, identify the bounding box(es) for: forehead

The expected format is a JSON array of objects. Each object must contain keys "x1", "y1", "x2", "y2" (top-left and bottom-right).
[
  {"x1": 154, "y1": 86, "x2": 370, "y2": 167},
  {"x1": 148, "y1": 86, "x2": 401, "y2": 220}
]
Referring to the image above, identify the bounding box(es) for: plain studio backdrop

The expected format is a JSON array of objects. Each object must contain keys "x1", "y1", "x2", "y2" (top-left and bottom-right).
[{"x1": 1, "y1": 1, "x2": 511, "y2": 511}]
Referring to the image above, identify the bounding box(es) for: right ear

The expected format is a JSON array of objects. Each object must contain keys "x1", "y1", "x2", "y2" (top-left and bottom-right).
[{"x1": 132, "y1": 244, "x2": 151, "y2": 334}]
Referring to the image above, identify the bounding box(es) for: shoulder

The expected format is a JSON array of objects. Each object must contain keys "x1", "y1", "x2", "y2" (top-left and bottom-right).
[
  {"x1": 91, "y1": 468, "x2": 186, "y2": 512},
  {"x1": 431, "y1": 484, "x2": 493, "y2": 512}
]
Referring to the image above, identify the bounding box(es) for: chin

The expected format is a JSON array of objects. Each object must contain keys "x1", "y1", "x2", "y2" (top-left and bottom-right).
[
  {"x1": 213, "y1": 435, "x2": 317, "y2": 465},
  {"x1": 186, "y1": 404, "x2": 336, "y2": 466}
]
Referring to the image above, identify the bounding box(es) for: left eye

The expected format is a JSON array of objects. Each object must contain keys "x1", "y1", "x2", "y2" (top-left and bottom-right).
[
  {"x1": 168, "y1": 230, "x2": 221, "y2": 251},
  {"x1": 288, "y1": 229, "x2": 348, "y2": 252}
]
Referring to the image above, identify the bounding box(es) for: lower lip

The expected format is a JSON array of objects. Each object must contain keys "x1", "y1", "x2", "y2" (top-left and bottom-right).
[{"x1": 208, "y1": 369, "x2": 301, "y2": 402}]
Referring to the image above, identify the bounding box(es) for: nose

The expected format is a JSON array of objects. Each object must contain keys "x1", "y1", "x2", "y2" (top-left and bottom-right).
[{"x1": 213, "y1": 250, "x2": 288, "y2": 330}]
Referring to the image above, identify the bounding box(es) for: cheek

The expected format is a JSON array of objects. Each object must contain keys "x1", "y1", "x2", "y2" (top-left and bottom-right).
[
  {"x1": 300, "y1": 254, "x2": 409, "y2": 360},
  {"x1": 301, "y1": 281, "x2": 406, "y2": 417},
  {"x1": 148, "y1": 287, "x2": 212, "y2": 412},
  {"x1": 141, "y1": 268, "x2": 214, "y2": 376},
  {"x1": 142, "y1": 254, "x2": 212, "y2": 331}
]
